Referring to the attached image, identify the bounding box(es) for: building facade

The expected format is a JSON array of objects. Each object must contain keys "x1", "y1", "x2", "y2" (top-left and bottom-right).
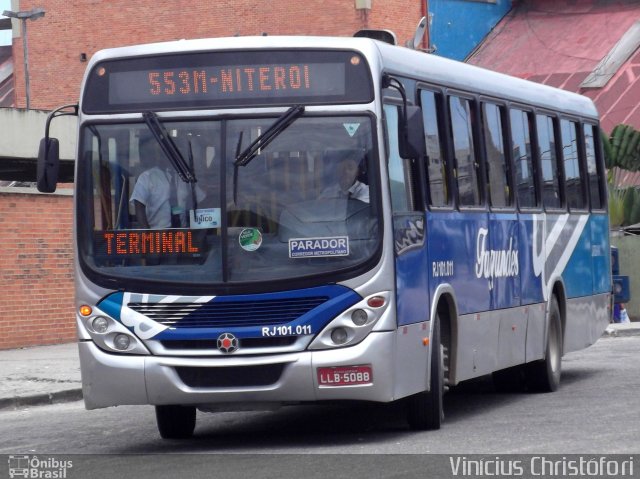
[{"x1": 428, "y1": 0, "x2": 511, "y2": 60}]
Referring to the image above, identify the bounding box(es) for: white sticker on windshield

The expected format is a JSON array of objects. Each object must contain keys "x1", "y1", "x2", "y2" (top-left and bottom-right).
[
  {"x1": 239, "y1": 228, "x2": 263, "y2": 252},
  {"x1": 189, "y1": 208, "x2": 221, "y2": 229},
  {"x1": 343, "y1": 123, "x2": 361, "y2": 137},
  {"x1": 289, "y1": 236, "x2": 349, "y2": 258}
]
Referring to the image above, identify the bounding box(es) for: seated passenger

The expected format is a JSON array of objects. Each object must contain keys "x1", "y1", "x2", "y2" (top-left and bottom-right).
[{"x1": 130, "y1": 137, "x2": 205, "y2": 229}]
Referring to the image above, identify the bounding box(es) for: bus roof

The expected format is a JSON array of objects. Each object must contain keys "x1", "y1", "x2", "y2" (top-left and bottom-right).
[{"x1": 87, "y1": 35, "x2": 599, "y2": 120}]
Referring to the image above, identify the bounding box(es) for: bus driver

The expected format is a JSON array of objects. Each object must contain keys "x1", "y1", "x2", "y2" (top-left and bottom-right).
[{"x1": 320, "y1": 152, "x2": 369, "y2": 203}]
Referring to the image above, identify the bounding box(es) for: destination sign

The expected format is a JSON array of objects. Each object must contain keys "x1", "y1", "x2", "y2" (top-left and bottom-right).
[
  {"x1": 83, "y1": 50, "x2": 373, "y2": 113},
  {"x1": 113, "y1": 63, "x2": 342, "y2": 104}
]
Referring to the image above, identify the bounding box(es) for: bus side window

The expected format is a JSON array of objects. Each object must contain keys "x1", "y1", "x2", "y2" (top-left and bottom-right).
[
  {"x1": 384, "y1": 104, "x2": 419, "y2": 212},
  {"x1": 510, "y1": 108, "x2": 537, "y2": 209},
  {"x1": 420, "y1": 89, "x2": 449, "y2": 207},
  {"x1": 584, "y1": 123, "x2": 605, "y2": 210},
  {"x1": 536, "y1": 114, "x2": 562, "y2": 209},
  {"x1": 482, "y1": 102, "x2": 511, "y2": 208},
  {"x1": 561, "y1": 119, "x2": 586, "y2": 210},
  {"x1": 449, "y1": 95, "x2": 481, "y2": 207}
]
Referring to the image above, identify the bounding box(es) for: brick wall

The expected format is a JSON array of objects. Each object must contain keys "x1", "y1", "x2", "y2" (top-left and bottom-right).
[
  {"x1": 0, "y1": 190, "x2": 75, "y2": 349},
  {"x1": 2, "y1": 0, "x2": 423, "y2": 348},
  {"x1": 12, "y1": 0, "x2": 423, "y2": 110}
]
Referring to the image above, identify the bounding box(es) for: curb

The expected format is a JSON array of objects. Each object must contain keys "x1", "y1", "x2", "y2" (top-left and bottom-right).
[
  {"x1": 0, "y1": 388, "x2": 83, "y2": 411},
  {"x1": 603, "y1": 327, "x2": 640, "y2": 338}
]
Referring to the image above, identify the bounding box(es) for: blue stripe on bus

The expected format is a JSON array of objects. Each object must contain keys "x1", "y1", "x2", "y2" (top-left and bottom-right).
[
  {"x1": 98, "y1": 285, "x2": 362, "y2": 340},
  {"x1": 97, "y1": 292, "x2": 124, "y2": 320},
  {"x1": 395, "y1": 210, "x2": 610, "y2": 325},
  {"x1": 154, "y1": 285, "x2": 361, "y2": 340}
]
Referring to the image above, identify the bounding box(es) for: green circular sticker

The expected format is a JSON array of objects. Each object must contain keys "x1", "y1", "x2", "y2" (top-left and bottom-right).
[{"x1": 239, "y1": 228, "x2": 262, "y2": 252}]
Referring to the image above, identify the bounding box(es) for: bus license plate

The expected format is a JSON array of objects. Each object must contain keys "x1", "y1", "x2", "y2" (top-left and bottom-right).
[{"x1": 317, "y1": 365, "x2": 373, "y2": 386}]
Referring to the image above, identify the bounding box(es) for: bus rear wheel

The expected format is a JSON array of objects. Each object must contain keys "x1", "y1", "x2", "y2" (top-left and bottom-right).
[
  {"x1": 527, "y1": 296, "x2": 562, "y2": 392},
  {"x1": 155, "y1": 405, "x2": 196, "y2": 439},
  {"x1": 406, "y1": 316, "x2": 444, "y2": 430}
]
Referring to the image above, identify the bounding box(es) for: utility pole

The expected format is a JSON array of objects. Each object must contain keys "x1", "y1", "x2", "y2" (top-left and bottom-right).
[{"x1": 2, "y1": 8, "x2": 45, "y2": 109}]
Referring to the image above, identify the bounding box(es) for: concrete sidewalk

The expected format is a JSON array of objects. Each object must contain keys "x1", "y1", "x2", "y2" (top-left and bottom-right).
[
  {"x1": 0, "y1": 342, "x2": 82, "y2": 410},
  {"x1": 0, "y1": 322, "x2": 638, "y2": 411}
]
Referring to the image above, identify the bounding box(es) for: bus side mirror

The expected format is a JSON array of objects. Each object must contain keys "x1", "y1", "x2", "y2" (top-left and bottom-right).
[
  {"x1": 37, "y1": 137, "x2": 60, "y2": 193},
  {"x1": 399, "y1": 106, "x2": 425, "y2": 160}
]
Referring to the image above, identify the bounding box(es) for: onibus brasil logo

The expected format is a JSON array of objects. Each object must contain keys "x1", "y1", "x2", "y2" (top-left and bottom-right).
[{"x1": 8, "y1": 455, "x2": 72, "y2": 478}]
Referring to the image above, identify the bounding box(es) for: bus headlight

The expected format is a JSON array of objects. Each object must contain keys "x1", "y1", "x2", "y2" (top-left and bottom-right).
[
  {"x1": 308, "y1": 291, "x2": 390, "y2": 350},
  {"x1": 351, "y1": 309, "x2": 368, "y2": 326},
  {"x1": 113, "y1": 334, "x2": 131, "y2": 351},
  {"x1": 91, "y1": 316, "x2": 110, "y2": 333},
  {"x1": 331, "y1": 327, "x2": 350, "y2": 344},
  {"x1": 78, "y1": 305, "x2": 150, "y2": 355}
]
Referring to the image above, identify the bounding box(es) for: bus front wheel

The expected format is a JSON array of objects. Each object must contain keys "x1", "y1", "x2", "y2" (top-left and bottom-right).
[
  {"x1": 406, "y1": 316, "x2": 444, "y2": 430},
  {"x1": 155, "y1": 405, "x2": 196, "y2": 439}
]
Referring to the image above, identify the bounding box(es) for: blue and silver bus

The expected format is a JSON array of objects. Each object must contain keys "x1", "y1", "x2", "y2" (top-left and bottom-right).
[{"x1": 38, "y1": 33, "x2": 611, "y2": 438}]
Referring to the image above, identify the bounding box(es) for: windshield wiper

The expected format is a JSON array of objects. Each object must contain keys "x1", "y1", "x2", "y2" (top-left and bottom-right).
[
  {"x1": 234, "y1": 105, "x2": 305, "y2": 167},
  {"x1": 233, "y1": 131, "x2": 244, "y2": 204},
  {"x1": 143, "y1": 111, "x2": 196, "y2": 183}
]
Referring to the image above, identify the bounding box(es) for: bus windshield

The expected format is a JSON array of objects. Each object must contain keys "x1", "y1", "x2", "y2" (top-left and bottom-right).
[{"x1": 77, "y1": 114, "x2": 380, "y2": 291}]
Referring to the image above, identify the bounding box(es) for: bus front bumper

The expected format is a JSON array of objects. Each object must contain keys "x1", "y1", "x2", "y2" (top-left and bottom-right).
[{"x1": 78, "y1": 331, "x2": 397, "y2": 410}]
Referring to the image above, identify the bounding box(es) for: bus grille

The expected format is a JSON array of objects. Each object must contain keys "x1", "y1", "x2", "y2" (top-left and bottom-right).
[
  {"x1": 127, "y1": 297, "x2": 328, "y2": 328},
  {"x1": 175, "y1": 364, "x2": 286, "y2": 388},
  {"x1": 160, "y1": 337, "x2": 298, "y2": 350}
]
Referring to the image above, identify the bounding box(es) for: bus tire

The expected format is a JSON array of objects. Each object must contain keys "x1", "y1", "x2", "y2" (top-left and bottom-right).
[
  {"x1": 527, "y1": 296, "x2": 562, "y2": 392},
  {"x1": 406, "y1": 316, "x2": 444, "y2": 430},
  {"x1": 155, "y1": 405, "x2": 196, "y2": 439}
]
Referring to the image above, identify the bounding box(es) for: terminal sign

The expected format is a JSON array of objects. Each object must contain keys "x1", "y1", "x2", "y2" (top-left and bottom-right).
[{"x1": 96, "y1": 230, "x2": 201, "y2": 258}]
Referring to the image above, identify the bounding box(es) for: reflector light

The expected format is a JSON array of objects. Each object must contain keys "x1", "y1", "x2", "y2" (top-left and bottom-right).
[
  {"x1": 79, "y1": 305, "x2": 92, "y2": 317},
  {"x1": 367, "y1": 296, "x2": 385, "y2": 308}
]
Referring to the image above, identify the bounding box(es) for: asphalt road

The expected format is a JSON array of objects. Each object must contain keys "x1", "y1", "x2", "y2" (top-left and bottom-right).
[{"x1": 0, "y1": 335, "x2": 638, "y2": 478}]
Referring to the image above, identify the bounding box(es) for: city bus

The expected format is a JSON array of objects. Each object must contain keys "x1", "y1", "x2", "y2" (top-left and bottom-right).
[{"x1": 37, "y1": 33, "x2": 611, "y2": 439}]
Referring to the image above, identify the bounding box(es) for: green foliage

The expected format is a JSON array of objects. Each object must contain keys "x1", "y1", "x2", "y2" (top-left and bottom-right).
[
  {"x1": 607, "y1": 124, "x2": 640, "y2": 171},
  {"x1": 630, "y1": 189, "x2": 640, "y2": 226},
  {"x1": 623, "y1": 186, "x2": 636, "y2": 225},
  {"x1": 604, "y1": 124, "x2": 640, "y2": 227},
  {"x1": 609, "y1": 188, "x2": 626, "y2": 227}
]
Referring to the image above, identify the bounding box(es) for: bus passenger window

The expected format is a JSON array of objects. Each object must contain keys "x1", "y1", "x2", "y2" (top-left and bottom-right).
[
  {"x1": 561, "y1": 120, "x2": 586, "y2": 210},
  {"x1": 384, "y1": 104, "x2": 415, "y2": 212},
  {"x1": 449, "y1": 96, "x2": 481, "y2": 207},
  {"x1": 510, "y1": 108, "x2": 536, "y2": 208},
  {"x1": 584, "y1": 124, "x2": 604, "y2": 210},
  {"x1": 536, "y1": 114, "x2": 561, "y2": 209},
  {"x1": 420, "y1": 90, "x2": 449, "y2": 207},
  {"x1": 482, "y1": 103, "x2": 510, "y2": 208}
]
